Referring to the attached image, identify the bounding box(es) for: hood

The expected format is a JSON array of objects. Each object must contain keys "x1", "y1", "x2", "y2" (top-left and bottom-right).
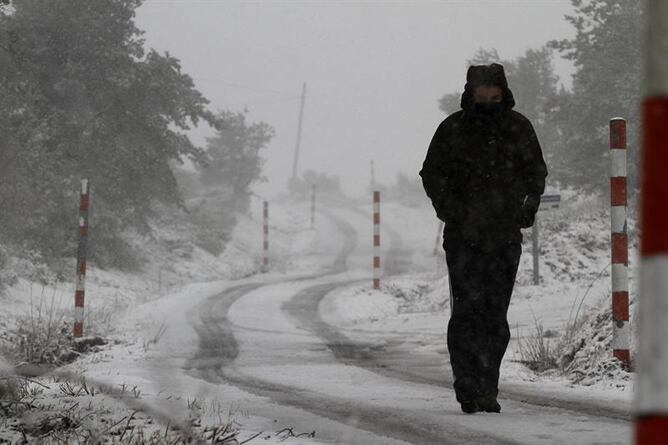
[{"x1": 460, "y1": 63, "x2": 516, "y2": 112}]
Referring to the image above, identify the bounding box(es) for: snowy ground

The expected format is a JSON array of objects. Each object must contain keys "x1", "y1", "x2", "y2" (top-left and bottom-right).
[
  {"x1": 0, "y1": 196, "x2": 333, "y2": 444},
  {"x1": 324, "y1": 193, "x2": 636, "y2": 398},
  {"x1": 0, "y1": 192, "x2": 634, "y2": 443}
]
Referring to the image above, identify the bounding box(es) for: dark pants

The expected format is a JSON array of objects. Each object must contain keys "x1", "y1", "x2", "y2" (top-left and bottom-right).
[{"x1": 444, "y1": 237, "x2": 522, "y2": 403}]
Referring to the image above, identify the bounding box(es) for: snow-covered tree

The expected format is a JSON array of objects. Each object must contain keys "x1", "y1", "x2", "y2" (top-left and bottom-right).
[
  {"x1": 0, "y1": 0, "x2": 217, "y2": 267},
  {"x1": 200, "y1": 111, "x2": 274, "y2": 214},
  {"x1": 549, "y1": 0, "x2": 643, "y2": 192}
]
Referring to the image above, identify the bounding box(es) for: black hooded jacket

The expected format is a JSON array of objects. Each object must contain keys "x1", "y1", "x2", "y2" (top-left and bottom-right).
[{"x1": 419, "y1": 64, "x2": 548, "y2": 247}]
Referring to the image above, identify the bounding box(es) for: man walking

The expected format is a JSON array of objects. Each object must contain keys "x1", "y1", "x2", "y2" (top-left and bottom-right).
[{"x1": 419, "y1": 63, "x2": 547, "y2": 414}]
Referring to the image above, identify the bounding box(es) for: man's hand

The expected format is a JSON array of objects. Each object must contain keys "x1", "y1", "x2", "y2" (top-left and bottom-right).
[
  {"x1": 434, "y1": 192, "x2": 449, "y2": 222},
  {"x1": 520, "y1": 194, "x2": 540, "y2": 228}
]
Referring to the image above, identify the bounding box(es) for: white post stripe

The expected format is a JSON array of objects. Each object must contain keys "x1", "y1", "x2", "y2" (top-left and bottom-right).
[
  {"x1": 76, "y1": 275, "x2": 86, "y2": 292},
  {"x1": 637, "y1": 256, "x2": 668, "y2": 412},
  {"x1": 611, "y1": 264, "x2": 629, "y2": 292},
  {"x1": 75, "y1": 306, "x2": 85, "y2": 323},
  {"x1": 610, "y1": 148, "x2": 627, "y2": 177},
  {"x1": 611, "y1": 206, "x2": 627, "y2": 233},
  {"x1": 612, "y1": 320, "x2": 631, "y2": 350}
]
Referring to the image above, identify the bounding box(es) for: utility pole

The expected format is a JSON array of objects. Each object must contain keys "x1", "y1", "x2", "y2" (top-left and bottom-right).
[
  {"x1": 310, "y1": 183, "x2": 316, "y2": 229},
  {"x1": 291, "y1": 82, "x2": 307, "y2": 182},
  {"x1": 262, "y1": 201, "x2": 269, "y2": 272},
  {"x1": 370, "y1": 159, "x2": 376, "y2": 186}
]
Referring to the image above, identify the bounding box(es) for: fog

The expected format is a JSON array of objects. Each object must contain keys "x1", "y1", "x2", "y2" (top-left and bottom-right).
[
  {"x1": 1, "y1": 1, "x2": 652, "y2": 441},
  {"x1": 135, "y1": 0, "x2": 576, "y2": 197}
]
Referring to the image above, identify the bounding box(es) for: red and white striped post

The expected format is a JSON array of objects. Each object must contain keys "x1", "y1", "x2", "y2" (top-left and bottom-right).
[
  {"x1": 73, "y1": 179, "x2": 89, "y2": 338},
  {"x1": 373, "y1": 191, "x2": 380, "y2": 289},
  {"x1": 262, "y1": 200, "x2": 269, "y2": 272},
  {"x1": 636, "y1": 2, "x2": 668, "y2": 441},
  {"x1": 610, "y1": 117, "x2": 631, "y2": 369}
]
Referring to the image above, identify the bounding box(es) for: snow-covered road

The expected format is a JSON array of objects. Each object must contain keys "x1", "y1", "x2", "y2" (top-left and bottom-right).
[{"x1": 182, "y1": 204, "x2": 631, "y2": 444}]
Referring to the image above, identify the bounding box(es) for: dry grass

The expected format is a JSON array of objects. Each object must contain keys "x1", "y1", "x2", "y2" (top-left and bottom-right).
[
  {"x1": 0, "y1": 372, "x2": 246, "y2": 444},
  {"x1": 515, "y1": 317, "x2": 560, "y2": 373},
  {"x1": 0, "y1": 284, "x2": 77, "y2": 366}
]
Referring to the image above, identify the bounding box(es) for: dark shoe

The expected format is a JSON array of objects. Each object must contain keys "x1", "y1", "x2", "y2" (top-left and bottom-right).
[
  {"x1": 476, "y1": 395, "x2": 501, "y2": 413},
  {"x1": 460, "y1": 400, "x2": 479, "y2": 414}
]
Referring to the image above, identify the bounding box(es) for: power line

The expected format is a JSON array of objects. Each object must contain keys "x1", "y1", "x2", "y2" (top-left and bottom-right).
[
  {"x1": 216, "y1": 96, "x2": 302, "y2": 108},
  {"x1": 192, "y1": 77, "x2": 299, "y2": 96}
]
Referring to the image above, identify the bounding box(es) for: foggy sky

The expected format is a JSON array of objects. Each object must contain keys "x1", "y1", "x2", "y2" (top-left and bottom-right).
[{"x1": 135, "y1": 0, "x2": 576, "y2": 198}]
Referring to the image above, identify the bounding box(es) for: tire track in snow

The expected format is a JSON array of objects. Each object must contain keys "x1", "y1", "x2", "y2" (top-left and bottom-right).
[
  {"x1": 284, "y1": 205, "x2": 631, "y2": 421},
  {"x1": 203, "y1": 366, "x2": 520, "y2": 445},
  {"x1": 186, "y1": 210, "x2": 358, "y2": 373},
  {"x1": 188, "y1": 206, "x2": 628, "y2": 444},
  {"x1": 186, "y1": 209, "x2": 527, "y2": 445},
  {"x1": 282, "y1": 270, "x2": 632, "y2": 422}
]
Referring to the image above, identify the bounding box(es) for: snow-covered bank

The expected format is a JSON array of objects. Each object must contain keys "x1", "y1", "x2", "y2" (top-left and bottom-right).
[
  {"x1": 321, "y1": 193, "x2": 635, "y2": 409},
  {"x1": 0, "y1": 191, "x2": 635, "y2": 443},
  {"x1": 0, "y1": 196, "x2": 329, "y2": 444}
]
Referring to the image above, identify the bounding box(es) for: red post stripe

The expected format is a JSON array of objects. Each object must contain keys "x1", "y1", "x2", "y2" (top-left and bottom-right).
[
  {"x1": 74, "y1": 323, "x2": 83, "y2": 337},
  {"x1": 611, "y1": 177, "x2": 627, "y2": 206},
  {"x1": 641, "y1": 98, "x2": 668, "y2": 256},
  {"x1": 612, "y1": 233, "x2": 629, "y2": 265},
  {"x1": 612, "y1": 291, "x2": 630, "y2": 320},
  {"x1": 373, "y1": 256, "x2": 380, "y2": 268},
  {"x1": 373, "y1": 191, "x2": 380, "y2": 203},
  {"x1": 614, "y1": 349, "x2": 631, "y2": 367},
  {"x1": 373, "y1": 278, "x2": 380, "y2": 289},
  {"x1": 373, "y1": 213, "x2": 380, "y2": 225},
  {"x1": 610, "y1": 119, "x2": 627, "y2": 149},
  {"x1": 80, "y1": 194, "x2": 89, "y2": 211},
  {"x1": 374, "y1": 235, "x2": 380, "y2": 246},
  {"x1": 637, "y1": 416, "x2": 668, "y2": 445},
  {"x1": 75, "y1": 290, "x2": 85, "y2": 307}
]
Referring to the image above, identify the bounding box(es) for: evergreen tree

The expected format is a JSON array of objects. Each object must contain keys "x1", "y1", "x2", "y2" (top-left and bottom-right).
[
  {"x1": 200, "y1": 111, "x2": 274, "y2": 214},
  {"x1": 549, "y1": 0, "x2": 643, "y2": 191},
  {"x1": 0, "y1": 0, "x2": 218, "y2": 267}
]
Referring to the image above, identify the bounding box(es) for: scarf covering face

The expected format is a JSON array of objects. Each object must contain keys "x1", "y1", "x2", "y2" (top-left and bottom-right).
[
  {"x1": 460, "y1": 63, "x2": 515, "y2": 116},
  {"x1": 472, "y1": 101, "x2": 506, "y2": 127}
]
